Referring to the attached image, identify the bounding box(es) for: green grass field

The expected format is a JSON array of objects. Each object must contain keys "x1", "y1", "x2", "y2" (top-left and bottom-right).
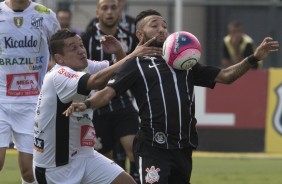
[{"x1": 1, "y1": 150, "x2": 282, "y2": 184}]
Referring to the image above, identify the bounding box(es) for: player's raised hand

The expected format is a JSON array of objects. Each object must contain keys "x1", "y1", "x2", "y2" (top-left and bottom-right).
[
  {"x1": 254, "y1": 37, "x2": 279, "y2": 61},
  {"x1": 100, "y1": 35, "x2": 126, "y2": 60},
  {"x1": 129, "y1": 36, "x2": 163, "y2": 57},
  {"x1": 100, "y1": 35, "x2": 124, "y2": 55},
  {"x1": 63, "y1": 102, "x2": 87, "y2": 117}
]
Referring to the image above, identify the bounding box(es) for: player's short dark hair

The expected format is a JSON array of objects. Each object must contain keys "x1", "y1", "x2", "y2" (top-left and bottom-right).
[
  {"x1": 228, "y1": 20, "x2": 243, "y2": 30},
  {"x1": 135, "y1": 9, "x2": 162, "y2": 26},
  {"x1": 49, "y1": 28, "x2": 76, "y2": 57},
  {"x1": 57, "y1": 8, "x2": 72, "y2": 18}
]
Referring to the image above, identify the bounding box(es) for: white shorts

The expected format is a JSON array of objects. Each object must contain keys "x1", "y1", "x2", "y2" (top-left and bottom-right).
[
  {"x1": 0, "y1": 103, "x2": 36, "y2": 154},
  {"x1": 33, "y1": 151, "x2": 124, "y2": 184}
]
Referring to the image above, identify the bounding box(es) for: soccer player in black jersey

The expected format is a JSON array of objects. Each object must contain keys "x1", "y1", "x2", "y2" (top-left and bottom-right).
[
  {"x1": 85, "y1": 0, "x2": 136, "y2": 35},
  {"x1": 64, "y1": 9, "x2": 279, "y2": 184},
  {"x1": 81, "y1": 0, "x2": 140, "y2": 182}
]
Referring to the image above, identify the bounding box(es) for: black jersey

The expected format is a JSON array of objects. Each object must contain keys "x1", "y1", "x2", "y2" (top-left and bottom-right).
[
  {"x1": 108, "y1": 56, "x2": 221, "y2": 149},
  {"x1": 119, "y1": 12, "x2": 136, "y2": 34},
  {"x1": 82, "y1": 24, "x2": 137, "y2": 114}
]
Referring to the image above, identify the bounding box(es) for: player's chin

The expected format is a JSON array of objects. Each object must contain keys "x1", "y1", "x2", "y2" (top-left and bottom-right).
[
  {"x1": 153, "y1": 40, "x2": 164, "y2": 48},
  {"x1": 80, "y1": 58, "x2": 88, "y2": 66}
]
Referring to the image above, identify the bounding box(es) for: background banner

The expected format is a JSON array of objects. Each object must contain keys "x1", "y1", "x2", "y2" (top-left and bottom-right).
[{"x1": 265, "y1": 68, "x2": 282, "y2": 153}]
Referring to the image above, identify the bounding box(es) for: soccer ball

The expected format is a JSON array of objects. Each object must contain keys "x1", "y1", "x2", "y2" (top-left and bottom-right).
[{"x1": 162, "y1": 31, "x2": 201, "y2": 70}]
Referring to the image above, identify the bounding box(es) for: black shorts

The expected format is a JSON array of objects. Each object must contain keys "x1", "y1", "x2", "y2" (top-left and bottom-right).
[
  {"x1": 93, "y1": 107, "x2": 139, "y2": 154},
  {"x1": 133, "y1": 138, "x2": 193, "y2": 184}
]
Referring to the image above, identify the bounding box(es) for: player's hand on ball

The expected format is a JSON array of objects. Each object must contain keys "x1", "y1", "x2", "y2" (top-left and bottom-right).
[
  {"x1": 63, "y1": 103, "x2": 87, "y2": 117},
  {"x1": 254, "y1": 37, "x2": 279, "y2": 60}
]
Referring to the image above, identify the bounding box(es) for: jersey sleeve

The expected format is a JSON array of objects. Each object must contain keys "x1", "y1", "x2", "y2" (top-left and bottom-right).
[
  {"x1": 87, "y1": 59, "x2": 110, "y2": 74},
  {"x1": 53, "y1": 67, "x2": 89, "y2": 103},
  {"x1": 43, "y1": 9, "x2": 61, "y2": 39},
  {"x1": 192, "y1": 63, "x2": 221, "y2": 88},
  {"x1": 107, "y1": 57, "x2": 138, "y2": 95}
]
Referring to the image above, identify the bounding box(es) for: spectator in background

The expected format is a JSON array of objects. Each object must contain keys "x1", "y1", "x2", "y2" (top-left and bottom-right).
[
  {"x1": 222, "y1": 21, "x2": 261, "y2": 69},
  {"x1": 85, "y1": 0, "x2": 135, "y2": 35},
  {"x1": 0, "y1": 0, "x2": 60, "y2": 184},
  {"x1": 57, "y1": 8, "x2": 81, "y2": 35},
  {"x1": 81, "y1": 0, "x2": 140, "y2": 183}
]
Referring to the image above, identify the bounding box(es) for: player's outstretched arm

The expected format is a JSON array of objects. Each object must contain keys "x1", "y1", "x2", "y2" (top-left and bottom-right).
[
  {"x1": 86, "y1": 36, "x2": 162, "y2": 90},
  {"x1": 215, "y1": 37, "x2": 279, "y2": 84},
  {"x1": 63, "y1": 86, "x2": 116, "y2": 116}
]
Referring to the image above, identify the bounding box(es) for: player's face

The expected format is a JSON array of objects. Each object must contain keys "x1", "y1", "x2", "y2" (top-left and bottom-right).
[
  {"x1": 57, "y1": 11, "x2": 71, "y2": 29},
  {"x1": 61, "y1": 35, "x2": 88, "y2": 71},
  {"x1": 96, "y1": 0, "x2": 120, "y2": 28},
  {"x1": 229, "y1": 26, "x2": 243, "y2": 44},
  {"x1": 140, "y1": 15, "x2": 168, "y2": 47}
]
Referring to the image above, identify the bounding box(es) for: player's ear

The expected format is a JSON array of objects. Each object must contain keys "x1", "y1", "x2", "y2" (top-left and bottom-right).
[
  {"x1": 54, "y1": 53, "x2": 63, "y2": 64},
  {"x1": 96, "y1": 9, "x2": 99, "y2": 19},
  {"x1": 136, "y1": 30, "x2": 143, "y2": 42}
]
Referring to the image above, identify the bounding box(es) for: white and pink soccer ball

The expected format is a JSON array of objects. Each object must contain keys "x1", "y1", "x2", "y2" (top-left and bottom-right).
[{"x1": 162, "y1": 31, "x2": 202, "y2": 70}]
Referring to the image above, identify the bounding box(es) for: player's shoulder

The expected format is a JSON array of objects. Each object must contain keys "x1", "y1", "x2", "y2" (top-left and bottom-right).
[
  {"x1": 82, "y1": 25, "x2": 98, "y2": 39},
  {"x1": 30, "y1": 2, "x2": 55, "y2": 16},
  {"x1": 118, "y1": 26, "x2": 134, "y2": 37},
  {"x1": 51, "y1": 65, "x2": 77, "y2": 75},
  {"x1": 125, "y1": 14, "x2": 135, "y2": 23},
  {"x1": 0, "y1": 1, "x2": 4, "y2": 8}
]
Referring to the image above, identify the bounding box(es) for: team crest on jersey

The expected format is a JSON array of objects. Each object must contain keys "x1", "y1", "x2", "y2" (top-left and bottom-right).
[
  {"x1": 14, "y1": 17, "x2": 23, "y2": 28},
  {"x1": 154, "y1": 132, "x2": 166, "y2": 144},
  {"x1": 34, "y1": 137, "x2": 44, "y2": 153},
  {"x1": 274, "y1": 84, "x2": 282, "y2": 135},
  {"x1": 145, "y1": 166, "x2": 160, "y2": 184},
  {"x1": 31, "y1": 16, "x2": 43, "y2": 29}
]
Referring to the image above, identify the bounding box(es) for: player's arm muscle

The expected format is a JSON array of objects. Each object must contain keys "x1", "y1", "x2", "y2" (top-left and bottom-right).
[
  {"x1": 89, "y1": 86, "x2": 116, "y2": 109},
  {"x1": 215, "y1": 58, "x2": 252, "y2": 84}
]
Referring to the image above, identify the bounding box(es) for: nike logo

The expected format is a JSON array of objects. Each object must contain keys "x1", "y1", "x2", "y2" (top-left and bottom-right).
[
  {"x1": 0, "y1": 20, "x2": 5, "y2": 22},
  {"x1": 108, "y1": 79, "x2": 115, "y2": 84},
  {"x1": 148, "y1": 64, "x2": 160, "y2": 68},
  {"x1": 96, "y1": 46, "x2": 101, "y2": 50}
]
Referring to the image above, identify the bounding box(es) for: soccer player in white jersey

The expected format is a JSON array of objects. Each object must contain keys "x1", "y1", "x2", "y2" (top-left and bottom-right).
[
  {"x1": 33, "y1": 29, "x2": 161, "y2": 184},
  {"x1": 0, "y1": 0, "x2": 60, "y2": 183}
]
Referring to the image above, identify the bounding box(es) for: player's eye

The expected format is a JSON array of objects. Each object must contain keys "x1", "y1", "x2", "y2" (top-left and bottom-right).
[
  {"x1": 70, "y1": 46, "x2": 76, "y2": 51},
  {"x1": 111, "y1": 5, "x2": 117, "y2": 10}
]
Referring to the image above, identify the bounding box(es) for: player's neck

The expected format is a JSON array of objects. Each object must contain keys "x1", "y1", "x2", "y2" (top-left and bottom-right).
[
  {"x1": 6, "y1": 0, "x2": 31, "y2": 11},
  {"x1": 97, "y1": 23, "x2": 118, "y2": 36}
]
